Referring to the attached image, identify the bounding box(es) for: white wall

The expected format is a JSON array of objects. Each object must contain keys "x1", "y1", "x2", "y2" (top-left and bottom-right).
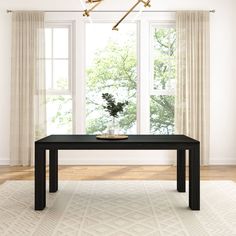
[{"x1": 0, "y1": 0, "x2": 235, "y2": 165}]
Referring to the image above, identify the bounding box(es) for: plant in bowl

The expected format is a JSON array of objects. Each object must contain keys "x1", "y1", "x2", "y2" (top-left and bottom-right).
[{"x1": 102, "y1": 93, "x2": 128, "y2": 135}]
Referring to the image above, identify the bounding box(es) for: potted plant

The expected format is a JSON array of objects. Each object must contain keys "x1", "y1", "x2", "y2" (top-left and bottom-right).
[{"x1": 102, "y1": 93, "x2": 128, "y2": 135}]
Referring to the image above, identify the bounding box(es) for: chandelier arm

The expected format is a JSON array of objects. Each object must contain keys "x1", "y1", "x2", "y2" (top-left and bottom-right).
[
  {"x1": 86, "y1": 0, "x2": 102, "y2": 3},
  {"x1": 140, "y1": 0, "x2": 151, "y2": 7},
  {"x1": 112, "y1": 1, "x2": 141, "y2": 31},
  {"x1": 83, "y1": 0, "x2": 103, "y2": 17},
  {"x1": 112, "y1": 0, "x2": 151, "y2": 31}
]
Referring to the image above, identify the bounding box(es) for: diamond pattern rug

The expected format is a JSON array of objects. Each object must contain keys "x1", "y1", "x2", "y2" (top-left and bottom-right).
[{"x1": 0, "y1": 181, "x2": 236, "y2": 236}]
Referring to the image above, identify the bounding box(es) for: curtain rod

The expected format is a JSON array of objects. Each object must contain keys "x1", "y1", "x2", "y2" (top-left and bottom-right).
[{"x1": 6, "y1": 9, "x2": 216, "y2": 13}]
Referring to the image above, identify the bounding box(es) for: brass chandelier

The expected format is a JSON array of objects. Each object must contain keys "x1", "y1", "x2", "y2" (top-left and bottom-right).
[{"x1": 82, "y1": 0, "x2": 151, "y2": 30}]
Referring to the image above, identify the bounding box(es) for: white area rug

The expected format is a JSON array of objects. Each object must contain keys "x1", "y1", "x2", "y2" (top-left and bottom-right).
[{"x1": 0, "y1": 181, "x2": 236, "y2": 236}]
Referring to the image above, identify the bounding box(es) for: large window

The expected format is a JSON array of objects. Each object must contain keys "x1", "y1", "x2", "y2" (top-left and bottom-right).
[
  {"x1": 85, "y1": 23, "x2": 137, "y2": 134},
  {"x1": 150, "y1": 24, "x2": 176, "y2": 134},
  {"x1": 44, "y1": 19, "x2": 176, "y2": 135},
  {"x1": 45, "y1": 23, "x2": 73, "y2": 134}
]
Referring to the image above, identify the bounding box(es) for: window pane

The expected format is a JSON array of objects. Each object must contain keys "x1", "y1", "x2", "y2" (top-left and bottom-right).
[
  {"x1": 46, "y1": 95, "x2": 72, "y2": 134},
  {"x1": 45, "y1": 28, "x2": 52, "y2": 58},
  {"x1": 150, "y1": 95, "x2": 175, "y2": 134},
  {"x1": 45, "y1": 59, "x2": 52, "y2": 89},
  {"x1": 150, "y1": 26, "x2": 176, "y2": 134},
  {"x1": 152, "y1": 27, "x2": 176, "y2": 92},
  {"x1": 154, "y1": 57, "x2": 171, "y2": 90},
  {"x1": 86, "y1": 23, "x2": 137, "y2": 134},
  {"x1": 53, "y1": 60, "x2": 69, "y2": 90},
  {"x1": 53, "y1": 28, "x2": 69, "y2": 58}
]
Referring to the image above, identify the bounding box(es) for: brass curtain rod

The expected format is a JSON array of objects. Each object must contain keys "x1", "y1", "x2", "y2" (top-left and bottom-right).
[{"x1": 6, "y1": 9, "x2": 216, "y2": 13}]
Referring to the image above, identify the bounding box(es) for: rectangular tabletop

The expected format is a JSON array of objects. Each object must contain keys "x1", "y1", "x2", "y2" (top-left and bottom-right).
[{"x1": 36, "y1": 134, "x2": 199, "y2": 150}]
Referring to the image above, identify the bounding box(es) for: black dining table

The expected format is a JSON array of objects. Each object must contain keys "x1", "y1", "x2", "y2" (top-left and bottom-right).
[{"x1": 35, "y1": 134, "x2": 200, "y2": 211}]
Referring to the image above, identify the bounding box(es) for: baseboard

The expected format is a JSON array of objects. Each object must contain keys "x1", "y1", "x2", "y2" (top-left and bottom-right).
[
  {"x1": 1, "y1": 157, "x2": 235, "y2": 165},
  {"x1": 57, "y1": 150, "x2": 176, "y2": 165},
  {"x1": 0, "y1": 159, "x2": 10, "y2": 165},
  {"x1": 210, "y1": 158, "x2": 236, "y2": 165},
  {"x1": 58, "y1": 158, "x2": 175, "y2": 165}
]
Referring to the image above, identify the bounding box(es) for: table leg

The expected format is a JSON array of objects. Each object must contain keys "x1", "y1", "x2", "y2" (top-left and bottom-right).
[
  {"x1": 35, "y1": 144, "x2": 46, "y2": 210},
  {"x1": 177, "y1": 149, "x2": 186, "y2": 192},
  {"x1": 49, "y1": 148, "x2": 58, "y2": 193},
  {"x1": 189, "y1": 143, "x2": 200, "y2": 210}
]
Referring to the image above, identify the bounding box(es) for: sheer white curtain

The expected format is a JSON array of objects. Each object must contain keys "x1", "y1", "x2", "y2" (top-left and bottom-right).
[
  {"x1": 175, "y1": 11, "x2": 210, "y2": 165},
  {"x1": 10, "y1": 11, "x2": 46, "y2": 166}
]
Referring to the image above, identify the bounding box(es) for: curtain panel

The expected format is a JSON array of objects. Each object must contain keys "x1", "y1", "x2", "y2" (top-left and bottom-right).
[
  {"x1": 175, "y1": 11, "x2": 210, "y2": 165},
  {"x1": 10, "y1": 12, "x2": 46, "y2": 166}
]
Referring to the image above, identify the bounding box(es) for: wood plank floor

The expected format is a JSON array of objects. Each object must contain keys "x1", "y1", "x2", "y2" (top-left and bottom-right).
[{"x1": 0, "y1": 165, "x2": 236, "y2": 184}]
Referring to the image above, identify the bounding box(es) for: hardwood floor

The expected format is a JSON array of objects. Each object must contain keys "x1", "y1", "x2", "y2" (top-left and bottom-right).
[{"x1": 0, "y1": 165, "x2": 236, "y2": 184}]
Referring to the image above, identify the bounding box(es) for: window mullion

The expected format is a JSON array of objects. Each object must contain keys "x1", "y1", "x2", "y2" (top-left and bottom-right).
[
  {"x1": 76, "y1": 20, "x2": 86, "y2": 134},
  {"x1": 51, "y1": 28, "x2": 54, "y2": 89},
  {"x1": 138, "y1": 20, "x2": 150, "y2": 134}
]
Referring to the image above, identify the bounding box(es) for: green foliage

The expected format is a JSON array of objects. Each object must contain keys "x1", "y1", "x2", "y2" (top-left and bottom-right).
[
  {"x1": 153, "y1": 28, "x2": 176, "y2": 91},
  {"x1": 150, "y1": 95, "x2": 174, "y2": 134},
  {"x1": 47, "y1": 95, "x2": 72, "y2": 133},
  {"x1": 86, "y1": 118, "x2": 107, "y2": 135},
  {"x1": 86, "y1": 37, "x2": 137, "y2": 134},
  {"x1": 150, "y1": 27, "x2": 176, "y2": 134},
  {"x1": 56, "y1": 78, "x2": 68, "y2": 90},
  {"x1": 102, "y1": 93, "x2": 128, "y2": 118}
]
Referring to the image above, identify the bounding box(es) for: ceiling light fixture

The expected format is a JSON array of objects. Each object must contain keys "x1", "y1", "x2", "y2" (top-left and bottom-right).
[
  {"x1": 82, "y1": 0, "x2": 151, "y2": 30},
  {"x1": 83, "y1": 0, "x2": 104, "y2": 17},
  {"x1": 79, "y1": 0, "x2": 93, "y2": 23},
  {"x1": 112, "y1": 0, "x2": 151, "y2": 31}
]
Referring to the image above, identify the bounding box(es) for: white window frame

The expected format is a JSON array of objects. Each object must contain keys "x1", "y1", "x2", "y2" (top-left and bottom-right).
[
  {"x1": 45, "y1": 20, "x2": 76, "y2": 133},
  {"x1": 44, "y1": 12, "x2": 176, "y2": 135}
]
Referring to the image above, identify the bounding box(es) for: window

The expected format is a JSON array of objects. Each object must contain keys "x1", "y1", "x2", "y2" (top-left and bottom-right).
[
  {"x1": 150, "y1": 24, "x2": 176, "y2": 134},
  {"x1": 85, "y1": 23, "x2": 137, "y2": 134},
  {"x1": 45, "y1": 23, "x2": 73, "y2": 134},
  {"x1": 44, "y1": 17, "x2": 176, "y2": 136}
]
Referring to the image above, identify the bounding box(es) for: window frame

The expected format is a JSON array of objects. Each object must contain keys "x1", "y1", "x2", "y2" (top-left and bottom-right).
[
  {"x1": 44, "y1": 13, "x2": 176, "y2": 135},
  {"x1": 45, "y1": 20, "x2": 76, "y2": 134}
]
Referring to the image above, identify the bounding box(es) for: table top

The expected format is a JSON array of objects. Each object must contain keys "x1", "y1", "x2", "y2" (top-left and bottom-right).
[{"x1": 36, "y1": 135, "x2": 199, "y2": 144}]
